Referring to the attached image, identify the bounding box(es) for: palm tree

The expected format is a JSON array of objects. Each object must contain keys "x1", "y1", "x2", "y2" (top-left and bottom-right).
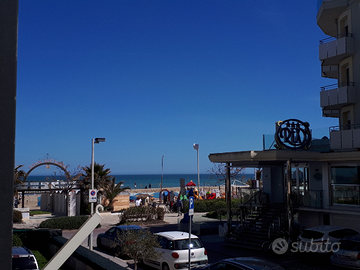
[
  {"x1": 81, "y1": 162, "x2": 113, "y2": 190},
  {"x1": 102, "y1": 177, "x2": 130, "y2": 211},
  {"x1": 14, "y1": 165, "x2": 26, "y2": 196},
  {"x1": 80, "y1": 163, "x2": 114, "y2": 214}
]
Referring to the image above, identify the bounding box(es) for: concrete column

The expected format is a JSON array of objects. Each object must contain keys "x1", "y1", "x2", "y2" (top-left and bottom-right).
[{"x1": 0, "y1": 0, "x2": 18, "y2": 268}]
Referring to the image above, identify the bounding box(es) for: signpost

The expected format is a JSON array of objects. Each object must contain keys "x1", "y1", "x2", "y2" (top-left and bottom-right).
[
  {"x1": 89, "y1": 189, "x2": 97, "y2": 203},
  {"x1": 180, "y1": 178, "x2": 186, "y2": 197},
  {"x1": 188, "y1": 196, "x2": 194, "y2": 270}
]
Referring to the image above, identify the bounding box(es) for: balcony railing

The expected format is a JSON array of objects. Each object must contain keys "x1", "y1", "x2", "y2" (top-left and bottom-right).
[
  {"x1": 319, "y1": 34, "x2": 354, "y2": 63},
  {"x1": 295, "y1": 190, "x2": 323, "y2": 209},
  {"x1": 320, "y1": 82, "x2": 356, "y2": 109},
  {"x1": 319, "y1": 33, "x2": 353, "y2": 45},
  {"x1": 332, "y1": 184, "x2": 360, "y2": 205},
  {"x1": 330, "y1": 124, "x2": 360, "y2": 149}
]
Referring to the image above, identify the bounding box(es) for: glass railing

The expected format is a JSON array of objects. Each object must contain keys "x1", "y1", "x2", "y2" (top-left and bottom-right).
[
  {"x1": 302, "y1": 190, "x2": 323, "y2": 208},
  {"x1": 332, "y1": 184, "x2": 360, "y2": 205},
  {"x1": 262, "y1": 127, "x2": 330, "y2": 150},
  {"x1": 294, "y1": 190, "x2": 323, "y2": 208}
]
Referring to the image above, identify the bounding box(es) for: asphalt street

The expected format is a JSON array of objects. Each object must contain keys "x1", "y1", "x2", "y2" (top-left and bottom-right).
[{"x1": 27, "y1": 211, "x2": 343, "y2": 270}]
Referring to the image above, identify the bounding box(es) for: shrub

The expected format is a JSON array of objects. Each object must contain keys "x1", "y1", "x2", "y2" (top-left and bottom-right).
[
  {"x1": 38, "y1": 215, "x2": 90, "y2": 230},
  {"x1": 119, "y1": 206, "x2": 158, "y2": 223},
  {"x1": 12, "y1": 234, "x2": 23, "y2": 246},
  {"x1": 13, "y1": 210, "x2": 23, "y2": 223}
]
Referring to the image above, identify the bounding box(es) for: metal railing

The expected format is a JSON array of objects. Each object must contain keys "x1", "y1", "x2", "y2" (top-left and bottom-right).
[
  {"x1": 320, "y1": 82, "x2": 355, "y2": 91},
  {"x1": 319, "y1": 33, "x2": 354, "y2": 45},
  {"x1": 329, "y1": 124, "x2": 360, "y2": 132}
]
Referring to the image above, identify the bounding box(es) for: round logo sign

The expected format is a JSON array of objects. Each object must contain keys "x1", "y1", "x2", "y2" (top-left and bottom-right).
[
  {"x1": 275, "y1": 119, "x2": 312, "y2": 150},
  {"x1": 90, "y1": 190, "x2": 96, "y2": 196}
]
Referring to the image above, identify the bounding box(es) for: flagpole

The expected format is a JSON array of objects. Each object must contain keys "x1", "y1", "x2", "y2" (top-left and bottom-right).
[{"x1": 160, "y1": 155, "x2": 164, "y2": 201}]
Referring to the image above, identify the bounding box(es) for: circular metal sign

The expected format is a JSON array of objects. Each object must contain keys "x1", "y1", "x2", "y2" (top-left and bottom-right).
[{"x1": 275, "y1": 119, "x2": 312, "y2": 150}]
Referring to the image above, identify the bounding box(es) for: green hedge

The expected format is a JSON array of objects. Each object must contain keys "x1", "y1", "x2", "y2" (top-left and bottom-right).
[
  {"x1": 38, "y1": 215, "x2": 91, "y2": 230},
  {"x1": 118, "y1": 206, "x2": 164, "y2": 223},
  {"x1": 12, "y1": 234, "x2": 23, "y2": 246},
  {"x1": 13, "y1": 210, "x2": 23, "y2": 223},
  {"x1": 182, "y1": 198, "x2": 243, "y2": 212}
]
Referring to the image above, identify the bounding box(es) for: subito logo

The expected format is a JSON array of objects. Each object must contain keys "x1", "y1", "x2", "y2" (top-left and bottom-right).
[{"x1": 272, "y1": 238, "x2": 289, "y2": 255}]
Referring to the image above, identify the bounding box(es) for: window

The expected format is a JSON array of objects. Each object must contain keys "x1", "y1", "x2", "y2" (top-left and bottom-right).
[{"x1": 331, "y1": 166, "x2": 360, "y2": 184}]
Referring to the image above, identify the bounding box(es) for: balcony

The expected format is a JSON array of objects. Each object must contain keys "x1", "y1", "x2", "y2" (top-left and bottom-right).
[
  {"x1": 317, "y1": 0, "x2": 348, "y2": 36},
  {"x1": 321, "y1": 64, "x2": 338, "y2": 79},
  {"x1": 320, "y1": 82, "x2": 356, "y2": 111},
  {"x1": 319, "y1": 35, "x2": 355, "y2": 66},
  {"x1": 332, "y1": 184, "x2": 360, "y2": 205},
  {"x1": 330, "y1": 125, "x2": 360, "y2": 150}
]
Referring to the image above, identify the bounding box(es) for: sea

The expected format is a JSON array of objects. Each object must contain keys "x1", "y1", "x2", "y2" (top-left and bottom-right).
[{"x1": 26, "y1": 173, "x2": 255, "y2": 189}]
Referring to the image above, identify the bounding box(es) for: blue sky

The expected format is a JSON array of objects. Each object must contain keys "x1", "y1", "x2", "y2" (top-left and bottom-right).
[{"x1": 15, "y1": 0, "x2": 337, "y2": 175}]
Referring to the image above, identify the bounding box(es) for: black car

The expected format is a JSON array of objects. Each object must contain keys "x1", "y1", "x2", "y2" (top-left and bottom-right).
[
  {"x1": 12, "y1": 246, "x2": 39, "y2": 270},
  {"x1": 197, "y1": 257, "x2": 285, "y2": 270},
  {"x1": 96, "y1": 225, "x2": 144, "y2": 255}
]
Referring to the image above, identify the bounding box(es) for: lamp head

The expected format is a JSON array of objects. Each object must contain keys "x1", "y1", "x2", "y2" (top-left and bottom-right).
[
  {"x1": 193, "y1": 143, "x2": 199, "y2": 150},
  {"x1": 95, "y1": 138, "x2": 106, "y2": 143}
]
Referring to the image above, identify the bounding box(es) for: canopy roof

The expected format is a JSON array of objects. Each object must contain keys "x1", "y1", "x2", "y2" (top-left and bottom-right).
[{"x1": 208, "y1": 149, "x2": 360, "y2": 167}]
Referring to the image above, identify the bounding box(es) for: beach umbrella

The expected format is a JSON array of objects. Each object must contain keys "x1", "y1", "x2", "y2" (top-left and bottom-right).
[
  {"x1": 186, "y1": 180, "x2": 196, "y2": 186},
  {"x1": 136, "y1": 194, "x2": 149, "y2": 200}
]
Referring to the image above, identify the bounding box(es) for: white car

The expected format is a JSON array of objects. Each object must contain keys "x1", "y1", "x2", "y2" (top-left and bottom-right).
[
  {"x1": 331, "y1": 234, "x2": 360, "y2": 269},
  {"x1": 296, "y1": 225, "x2": 358, "y2": 253},
  {"x1": 143, "y1": 231, "x2": 208, "y2": 270}
]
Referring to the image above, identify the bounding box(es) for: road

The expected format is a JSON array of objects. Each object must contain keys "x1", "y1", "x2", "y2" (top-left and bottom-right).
[{"x1": 60, "y1": 213, "x2": 341, "y2": 270}]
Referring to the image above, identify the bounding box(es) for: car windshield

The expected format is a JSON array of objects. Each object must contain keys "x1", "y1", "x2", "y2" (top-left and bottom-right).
[
  {"x1": 328, "y1": 229, "x2": 358, "y2": 239},
  {"x1": 174, "y1": 238, "x2": 203, "y2": 250},
  {"x1": 340, "y1": 240, "x2": 360, "y2": 251},
  {"x1": 301, "y1": 230, "x2": 324, "y2": 239},
  {"x1": 12, "y1": 257, "x2": 37, "y2": 270}
]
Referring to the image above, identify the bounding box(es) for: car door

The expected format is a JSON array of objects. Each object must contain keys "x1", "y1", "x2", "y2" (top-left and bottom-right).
[
  {"x1": 157, "y1": 235, "x2": 173, "y2": 265},
  {"x1": 144, "y1": 235, "x2": 166, "y2": 269},
  {"x1": 102, "y1": 227, "x2": 119, "y2": 250}
]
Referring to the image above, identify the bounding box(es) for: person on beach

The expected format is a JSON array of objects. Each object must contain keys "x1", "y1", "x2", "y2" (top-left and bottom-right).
[
  {"x1": 134, "y1": 182, "x2": 137, "y2": 188},
  {"x1": 176, "y1": 197, "x2": 183, "y2": 216},
  {"x1": 135, "y1": 198, "x2": 142, "y2": 207},
  {"x1": 149, "y1": 183, "x2": 151, "y2": 188}
]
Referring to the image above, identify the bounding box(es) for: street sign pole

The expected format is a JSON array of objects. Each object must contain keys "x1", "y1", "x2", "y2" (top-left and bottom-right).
[{"x1": 188, "y1": 196, "x2": 194, "y2": 270}]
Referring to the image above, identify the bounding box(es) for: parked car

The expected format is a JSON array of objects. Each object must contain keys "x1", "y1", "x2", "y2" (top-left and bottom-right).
[
  {"x1": 331, "y1": 234, "x2": 360, "y2": 269},
  {"x1": 12, "y1": 246, "x2": 39, "y2": 270},
  {"x1": 96, "y1": 225, "x2": 144, "y2": 255},
  {"x1": 142, "y1": 231, "x2": 208, "y2": 270},
  {"x1": 296, "y1": 225, "x2": 358, "y2": 253},
  {"x1": 196, "y1": 257, "x2": 285, "y2": 270}
]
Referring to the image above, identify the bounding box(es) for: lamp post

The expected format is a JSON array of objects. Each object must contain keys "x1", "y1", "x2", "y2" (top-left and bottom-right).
[
  {"x1": 89, "y1": 137, "x2": 105, "y2": 250},
  {"x1": 193, "y1": 143, "x2": 199, "y2": 188}
]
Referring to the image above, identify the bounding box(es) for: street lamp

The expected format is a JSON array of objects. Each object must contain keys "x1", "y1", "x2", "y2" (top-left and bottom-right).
[
  {"x1": 193, "y1": 143, "x2": 199, "y2": 188},
  {"x1": 89, "y1": 137, "x2": 105, "y2": 250}
]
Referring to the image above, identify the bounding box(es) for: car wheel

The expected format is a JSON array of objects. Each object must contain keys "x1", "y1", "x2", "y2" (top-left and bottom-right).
[
  {"x1": 115, "y1": 245, "x2": 121, "y2": 257},
  {"x1": 162, "y1": 263, "x2": 170, "y2": 270}
]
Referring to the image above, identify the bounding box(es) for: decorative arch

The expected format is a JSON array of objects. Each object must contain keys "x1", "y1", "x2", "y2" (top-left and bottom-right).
[{"x1": 24, "y1": 162, "x2": 71, "y2": 181}]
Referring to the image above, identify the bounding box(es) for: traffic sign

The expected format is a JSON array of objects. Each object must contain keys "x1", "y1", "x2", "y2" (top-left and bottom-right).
[
  {"x1": 189, "y1": 196, "x2": 194, "y2": 216},
  {"x1": 89, "y1": 189, "x2": 97, "y2": 203}
]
